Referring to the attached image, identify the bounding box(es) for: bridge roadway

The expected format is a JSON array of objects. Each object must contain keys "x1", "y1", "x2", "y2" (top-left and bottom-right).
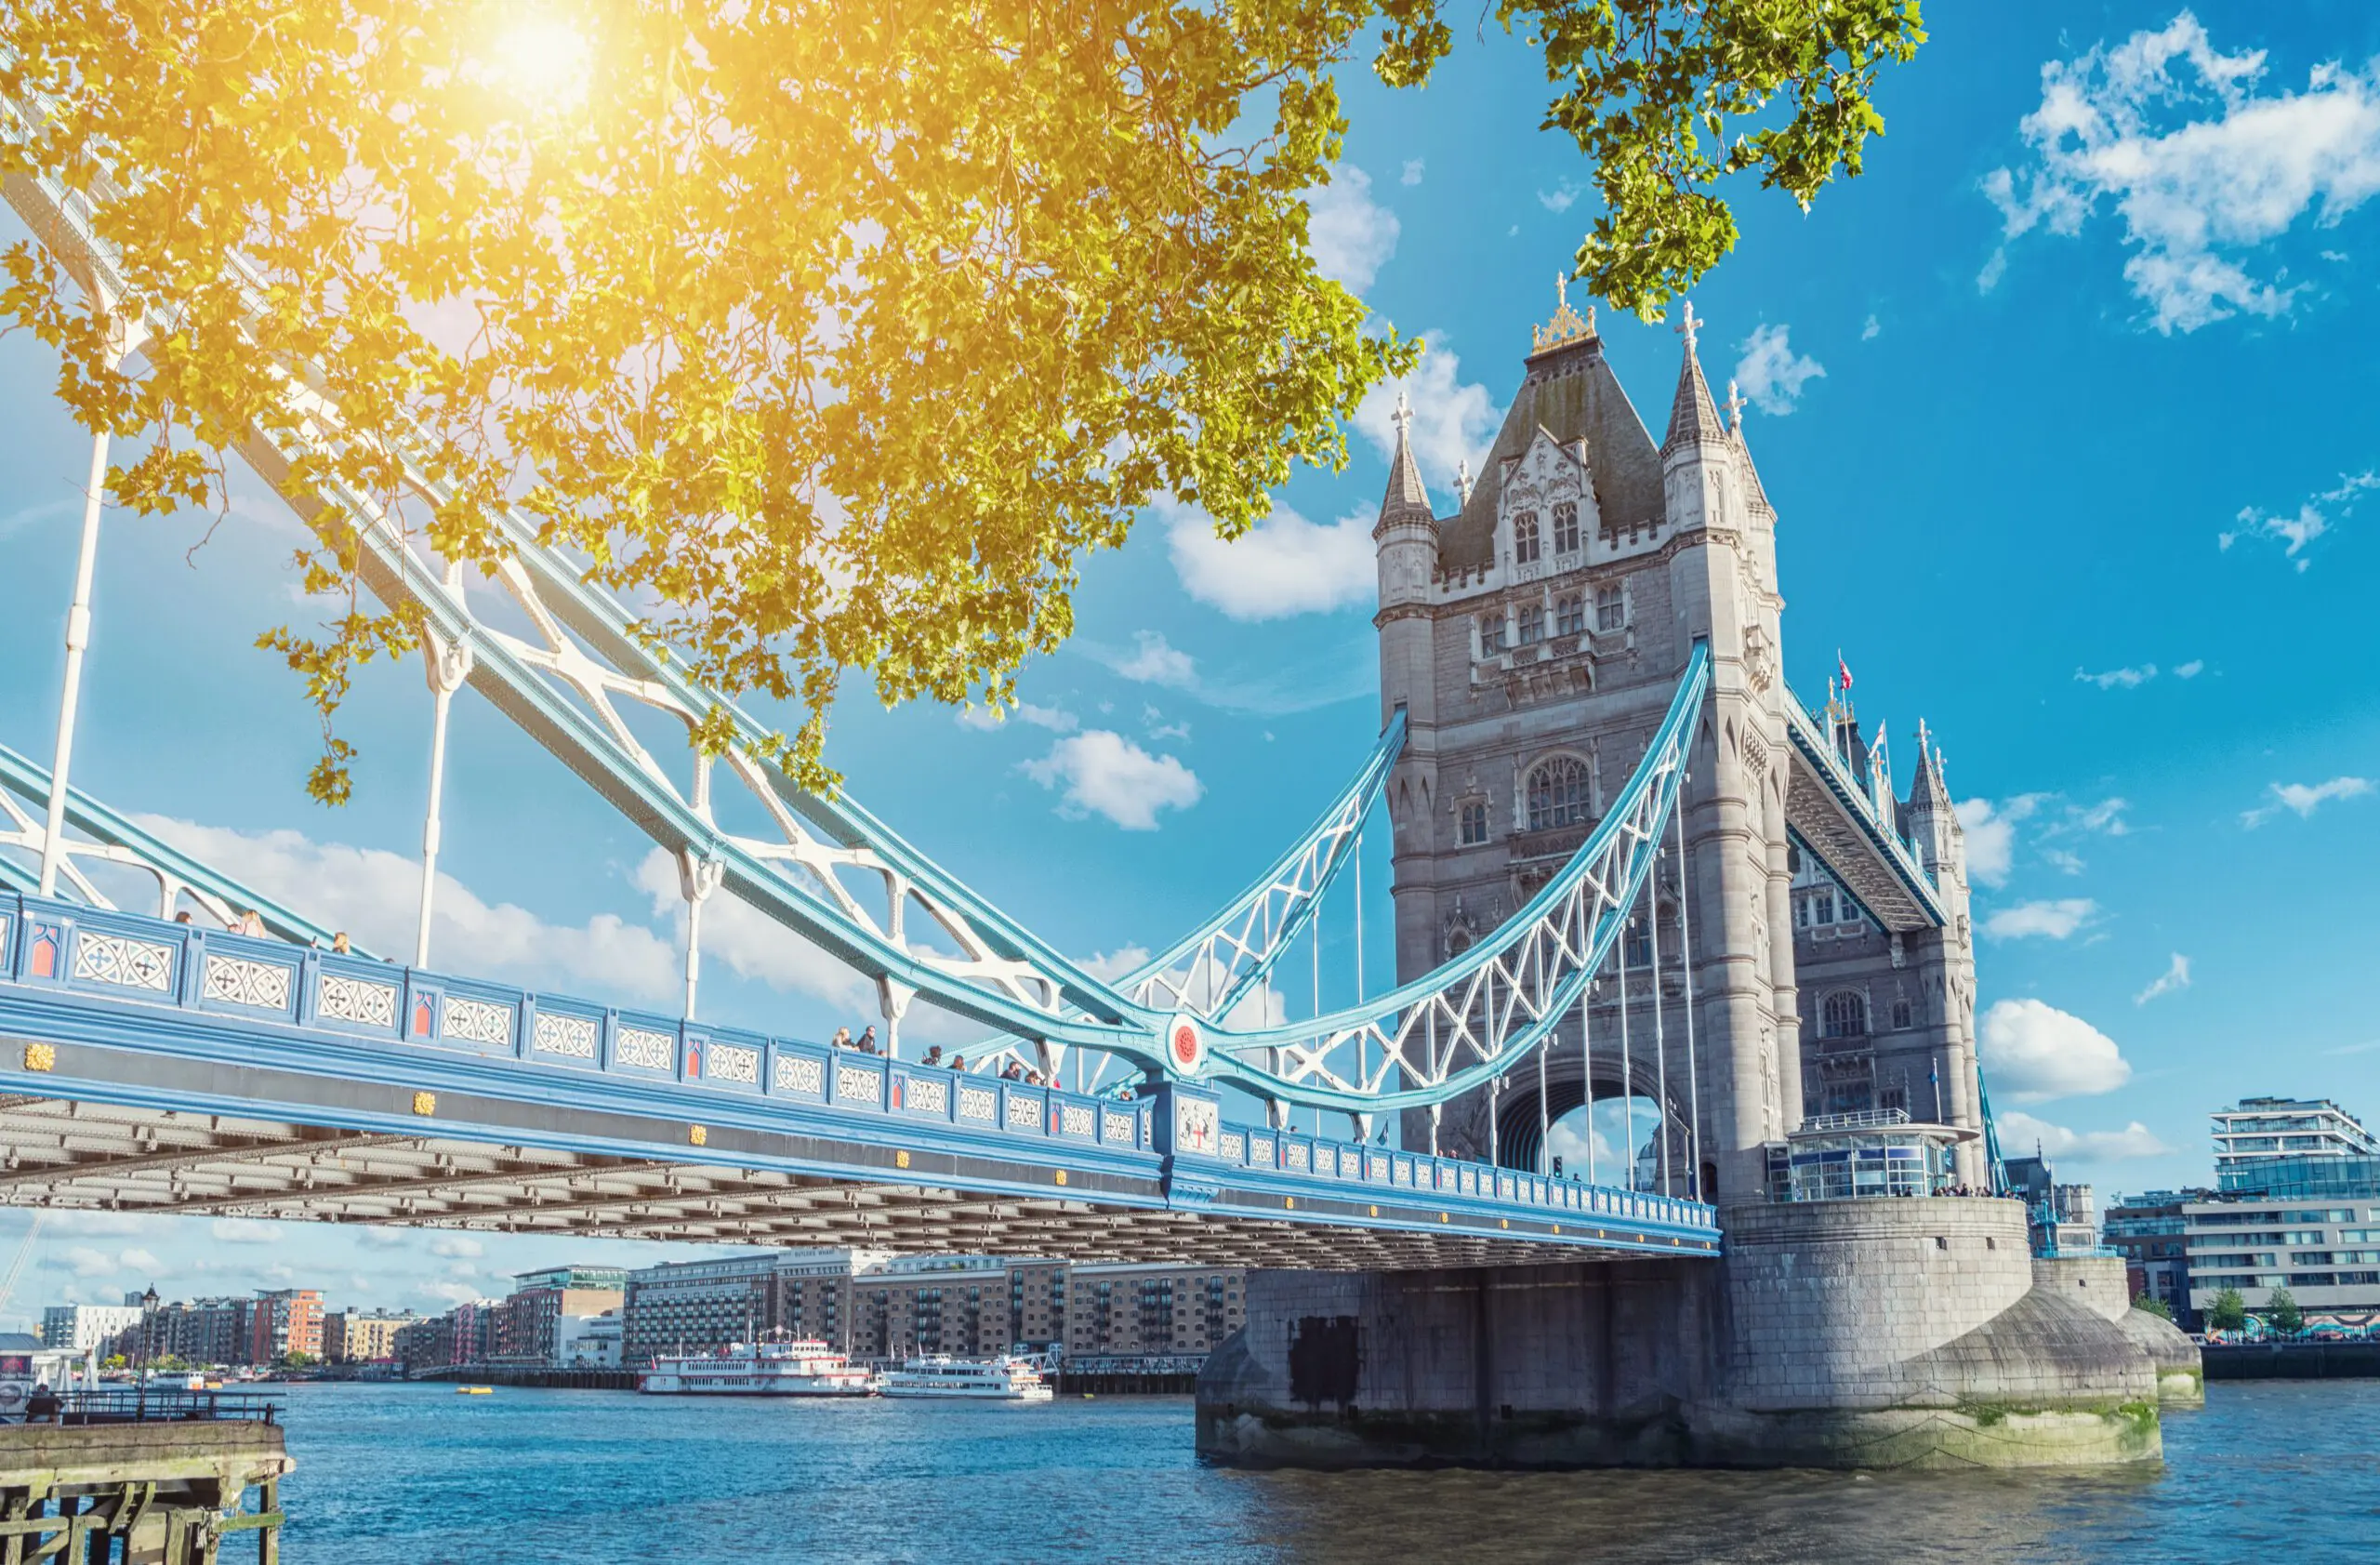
[{"x1": 0, "y1": 893, "x2": 1716, "y2": 1268}]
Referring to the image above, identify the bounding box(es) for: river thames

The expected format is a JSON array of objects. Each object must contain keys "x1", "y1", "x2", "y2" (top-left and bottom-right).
[{"x1": 271, "y1": 1378, "x2": 2374, "y2": 1561}]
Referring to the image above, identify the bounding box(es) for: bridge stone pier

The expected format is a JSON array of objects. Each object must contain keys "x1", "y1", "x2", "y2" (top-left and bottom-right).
[{"x1": 1197, "y1": 294, "x2": 2196, "y2": 1470}]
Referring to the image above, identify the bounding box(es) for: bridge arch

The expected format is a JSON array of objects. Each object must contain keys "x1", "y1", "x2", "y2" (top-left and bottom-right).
[{"x1": 1488, "y1": 1050, "x2": 1694, "y2": 1193}]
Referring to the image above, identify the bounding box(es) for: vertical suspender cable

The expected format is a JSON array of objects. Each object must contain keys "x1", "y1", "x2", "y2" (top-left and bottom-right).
[
  {"x1": 1538, "y1": 1033, "x2": 1551, "y2": 1176},
  {"x1": 1673, "y1": 776, "x2": 1703, "y2": 1204},
  {"x1": 1648, "y1": 819, "x2": 1672, "y2": 1198},
  {"x1": 1616, "y1": 894, "x2": 1635, "y2": 1191},
  {"x1": 38, "y1": 429, "x2": 111, "y2": 899},
  {"x1": 1354, "y1": 826, "x2": 1368, "y2": 1140},
  {"x1": 1582, "y1": 978, "x2": 1596, "y2": 1186}
]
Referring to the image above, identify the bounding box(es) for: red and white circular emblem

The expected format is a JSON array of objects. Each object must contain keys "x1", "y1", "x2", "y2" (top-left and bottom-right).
[{"x1": 1167, "y1": 1014, "x2": 1205, "y2": 1076}]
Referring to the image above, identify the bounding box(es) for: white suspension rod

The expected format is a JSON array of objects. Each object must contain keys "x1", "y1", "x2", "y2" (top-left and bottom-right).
[
  {"x1": 1649, "y1": 842, "x2": 1672, "y2": 1197},
  {"x1": 38, "y1": 429, "x2": 110, "y2": 899},
  {"x1": 1617, "y1": 905, "x2": 1635, "y2": 1191},
  {"x1": 1674, "y1": 783, "x2": 1703, "y2": 1203}
]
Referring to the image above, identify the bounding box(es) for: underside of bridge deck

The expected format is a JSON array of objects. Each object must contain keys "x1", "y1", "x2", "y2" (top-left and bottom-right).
[{"x1": 0, "y1": 1096, "x2": 1651, "y2": 1269}]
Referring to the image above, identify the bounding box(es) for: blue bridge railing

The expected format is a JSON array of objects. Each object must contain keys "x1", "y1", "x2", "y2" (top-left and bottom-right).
[{"x1": 0, "y1": 892, "x2": 1718, "y2": 1242}]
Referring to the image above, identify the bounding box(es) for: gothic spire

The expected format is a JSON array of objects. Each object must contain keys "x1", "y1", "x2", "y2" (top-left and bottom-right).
[
  {"x1": 1378, "y1": 389, "x2": 1432, "y2": 522},
  {"x1": 1660, "y1": 301, "x2": 1728, "y2": 456},
  {"x1": 1907, "y1": 719, "x2": 1952, "y2": 813}
]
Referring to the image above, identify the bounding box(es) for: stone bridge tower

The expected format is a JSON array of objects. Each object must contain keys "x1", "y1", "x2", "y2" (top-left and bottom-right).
[
  {"x1": 1193, "y1": 287, "x2": 2197, "y2": 1474},
  {"x1": 1376, "y1": 292, "x2": 1801, "y2": 1201}
]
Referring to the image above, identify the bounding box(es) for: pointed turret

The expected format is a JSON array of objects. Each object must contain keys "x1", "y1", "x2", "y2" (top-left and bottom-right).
[
  {"x1": 1373, "y1": 389, "x2": 1440, "y2": 627},
  {"x1": 1726, "y1": 379, "x2": 1777, "y2": 521},
  {"x1": 1376, "y1": 389, "x2": 1433, "y2": 529},
  {"x1": 1660, "y1": 303, "x2": 1728, "y2": 456}
]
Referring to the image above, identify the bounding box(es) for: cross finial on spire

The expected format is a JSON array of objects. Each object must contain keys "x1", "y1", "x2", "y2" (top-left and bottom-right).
[
  {"x1": 1725, "y1": 378, "x2": 1746, "y2": 431},
  {"x1": 1675, "y1": 300, "x2": 1701, "y2": 354},
  {"x1": 1555, "y1": 273, "x2": 1568, "y2": 312},
  {"x1": 1455, "y1": 458, "x2": 1473, "y2": 504},
  {"x1": 1393, "y1": 388, "x2": 1413, "y2": 440}
]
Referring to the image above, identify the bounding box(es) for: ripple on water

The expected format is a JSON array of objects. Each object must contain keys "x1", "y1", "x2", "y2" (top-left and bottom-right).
[{"x1": 272, "y1": 1380, "x2": 2380, "y2": 1564}]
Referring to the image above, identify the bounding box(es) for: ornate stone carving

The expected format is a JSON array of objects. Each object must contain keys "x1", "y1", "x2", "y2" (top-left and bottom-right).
[
  {"x1": 73, "y1": 932, "x2": 172, "y2": 992},
  {"x1": 531, "y1": 1011, "x2": 599, "y2": 1059},
  {"x1": 202, "y1": 954, "x2": 292, "y2": 1011}
]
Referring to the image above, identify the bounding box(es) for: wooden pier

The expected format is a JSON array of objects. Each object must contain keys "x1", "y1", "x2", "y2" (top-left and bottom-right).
[{"x1": 0, "y1": 1401, "x2": 288, "y2": 1564}]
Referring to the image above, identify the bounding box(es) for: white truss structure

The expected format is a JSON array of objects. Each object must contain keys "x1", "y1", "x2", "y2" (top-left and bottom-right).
[
  {"x1": 0, "y1": 742, "x2": 355, "y2": 950},
  {"x1": 0, "y1": 86, "x2": 1710, "y2": 1119}
]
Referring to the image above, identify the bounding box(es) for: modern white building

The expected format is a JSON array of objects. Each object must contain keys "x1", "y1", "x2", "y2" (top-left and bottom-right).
[
  {"x1": 2213, "y1": 1097, "x2": 2378, "y2": 1189},
  {"x1": 2188, "y1": 1097, "x2": 2380, "y2": 1322},
  {"x1": 555, "y1": 1310, "x2": 622, "y2": 1369},
  {"x1": 40, "y1": 1303, "x2": 143, "y2": 1354}
]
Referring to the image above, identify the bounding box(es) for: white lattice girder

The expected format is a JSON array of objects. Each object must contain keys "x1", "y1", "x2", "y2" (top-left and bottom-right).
[{"x1": 1, "y1": 90, "x2": 1711, "y2": 1114}]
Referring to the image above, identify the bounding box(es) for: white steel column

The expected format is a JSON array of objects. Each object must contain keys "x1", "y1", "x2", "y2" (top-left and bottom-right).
[
  {"x1": 1649, "y1": 853, "x2": 1672, "y2": 1196},
  {"x1": 1616, "y1": 913, "x2": 1635, "y2": 1189},
  {"x1": 1581, "y1": 984, "x2": 1596, "y2": 1185},
  {"x1": 1674, "y1": 791, "x2": 1704, "y2": 1202},
  {"x1": 413, "y1": 636, "x2": 473, "y2": 968},
  {"x1": 678, "y1": 849, "x2": 722, "y2": 1020},
  {"x1": 38, "y1": 429, "x2": 112, "y2": 897}
]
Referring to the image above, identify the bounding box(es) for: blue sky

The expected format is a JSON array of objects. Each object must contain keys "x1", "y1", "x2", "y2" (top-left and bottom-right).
[{"x1": 4, "y1": 0, "x2": 2380, "y2": 1321}]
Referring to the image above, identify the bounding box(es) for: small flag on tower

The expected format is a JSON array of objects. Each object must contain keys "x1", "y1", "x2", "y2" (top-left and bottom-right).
[{"x1": 1837, "y1": 652, "x2": 1854, "y2": 694}]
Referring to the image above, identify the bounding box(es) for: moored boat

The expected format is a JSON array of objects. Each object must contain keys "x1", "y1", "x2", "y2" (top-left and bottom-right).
[
  {"x1": 877, "y1": 1355, "x2": 1054, "y2": 1401},
  {"x1": 639, "y1": 1336, "x2": 875, "y2": 1397}
]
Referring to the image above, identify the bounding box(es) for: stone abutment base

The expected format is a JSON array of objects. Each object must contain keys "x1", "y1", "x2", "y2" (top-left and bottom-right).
[{"x1": 1196, "y1": 1199, "x2": 2172, "y2": 1470}]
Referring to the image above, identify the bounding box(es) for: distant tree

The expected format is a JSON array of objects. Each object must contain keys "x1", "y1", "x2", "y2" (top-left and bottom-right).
[
  {"x1": 101, "y1": 1354, "x2": 126, "y2": 1371},
  {"x1": 2264, "y1": 1287, "x2": 2304, "y2": 1337},
  {"x1": 2206, "y1": 1288, "x2": 2247, "y2": 1333},
  {"x1": 0, "y1": 0, "x2": 1926, "y2": 801},
  {"x1": 2130, "y1": 1294, "x2": 2173, "y2": 1321}
]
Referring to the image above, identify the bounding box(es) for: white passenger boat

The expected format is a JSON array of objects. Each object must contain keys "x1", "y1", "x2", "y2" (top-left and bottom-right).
[
  {"x1": 877, "y1": 1355, "x2": 1054, "y2": 1401},
  {"x1": 638, "y1": 1336, "x2": 876, "y2": 1397}
]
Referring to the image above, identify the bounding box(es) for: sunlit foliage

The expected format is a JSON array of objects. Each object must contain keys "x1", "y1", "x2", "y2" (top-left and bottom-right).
[{"x1": 0, "y1": 1, "x2": 1920, "y2": 798}]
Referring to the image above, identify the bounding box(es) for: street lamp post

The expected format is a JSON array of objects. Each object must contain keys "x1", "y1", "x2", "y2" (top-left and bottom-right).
[{"x1": 134, "y1": 1284, "x2": 158, "y2": 1421}]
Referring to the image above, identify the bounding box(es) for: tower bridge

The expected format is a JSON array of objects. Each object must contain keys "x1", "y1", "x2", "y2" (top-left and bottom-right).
[{"x1": 0, "y1": 92, "x2": 2198, "y2": 1470}]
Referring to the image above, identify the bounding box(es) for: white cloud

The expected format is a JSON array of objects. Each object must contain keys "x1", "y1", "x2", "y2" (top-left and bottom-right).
[
  {"x1": 1097, "y1": 630, "x2": 1197, "y2": 689},
  {"x1": 1020, "y1": 731, "x2": 1202, "y2": 830},
  {"x1": 209, "y1": 1219, "x2": 284, "y2": 1245},
  {"x1": 957, "y1": 701, "x2": 1077, "y2": 734},
  {"x1": 430, "y1": 1236, "x2": 484, "y2": 1259},
  {"x1": 2135, "y1": 952, "x2": 2192, "y2": 1004},
  {"x1": 53, "y1": 1247, "x2": 122, "y2": 1279},
  {"x1": 1955, "y1": 797, "x2": 2019, "y2": 886},
  {"x1": 1303, "y1": 164, "x2": 1399, "y2": 293},
  {"x1": 1731, "y1": 325, "x2": 1825, "y2": 416},
  {"x1": 1162, "y1": 498, "x2": 1375, "y2": 620},
  {"x1": 1353, "y1": 333, "x2": 1503, "y2": 496},
  {"x1": 1075, "y1": 947, "x2": 1153, "y2": 983},
  {"x1": 2076, "y1": 663, "x2": 2155, "y2": 690},
  {"x1": 2070, "y1": 798, "x2": 2130, "y2": 837},
  {"x1": 1997, "y1": 1109, "x2": 2172, "y2": 1161},
  {"x1": 628, "y1": 852, "x2": 875, "y2": 1015},
  {"x1": 1400, "y1": 159, "x2": 1425, "y2": 187},
  {"x1": 1537, "y1": 180, "x2": 1582, "y2": 213},
  {"x1": 2041, "y1": 847, "x2": 2087, "y2": 876},
  {"x1": 2224, "y1": 471, "x2": 2379, "y2": 570},
  {"x1": 425, "y1": 1281, "x2": 483, "y2": 1306},
  {"x1": 120, "y1": 1247, "x2": 161, "y2": 1272},
  {"x1": 1860, "y1": 313, "x2": 1882, "y2": 340},
  {"x1": 2241, "y1": 775, "x2": 2373, "y2": 828},
  {"x1": 1983, "y1": 897, "x2": 2097, "y2": 940},
  {"x1": 1980, "y1": 998, "x2": 2134, "y2": 1102},
  {"x1": 1982, "y1": 14, "x2": 2380, "y2": 332},
  {"x1": 2175, "y1": 659, "x2": 2205, "y2": 678},
  {"x1": 139, "y1": 816, "x2": 681, "y2": 1004}
]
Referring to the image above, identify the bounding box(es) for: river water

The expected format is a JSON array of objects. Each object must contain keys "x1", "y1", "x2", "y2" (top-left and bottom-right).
[{"x1": 274, "y1": 1380, "x2": 2376, "y2": 1562}]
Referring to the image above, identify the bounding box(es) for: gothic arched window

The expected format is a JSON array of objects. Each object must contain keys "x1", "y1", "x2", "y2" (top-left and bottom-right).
[
  {"x1": 1892, "y1": 998, "x2": 1914, "y2": 1030},
  {"x1": 1555, "y1": 594, "x2": 1584, "y2": 637},
  {"x1": 1595, "y1": 583, "x2": 1625, "y2": 632},
  {"x1": 1514, "y1": 511, "x2": 1541, "y2": 564},
  {"x1": 1517, "y1": 603, "x2": 1544, "y2": 643},
  {"x1": 1478, "y1": 613, "x2": 1507, "y2": 655},
  {"x1": 1554, "y1": 501, "x2": 1580, "y2": 554},
  {"x1": 1527, "y1": 756, "x2": 1591, "y2": 832},
  {"x1": 1820, "y1": 990, "x2": 1868, "y2": 1040}
]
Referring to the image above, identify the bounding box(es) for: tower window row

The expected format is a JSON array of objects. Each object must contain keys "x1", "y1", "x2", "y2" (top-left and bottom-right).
[{"x1": 1475, "y1": 585, "x2": 1627, "y2": 657}]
